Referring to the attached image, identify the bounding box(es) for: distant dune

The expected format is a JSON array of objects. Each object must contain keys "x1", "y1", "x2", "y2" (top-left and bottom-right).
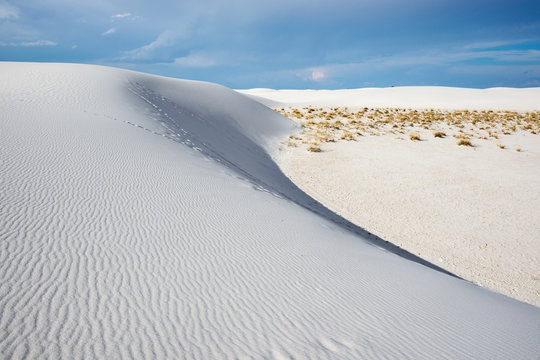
[
  {"x1": 239, "y1": 86, "x2": 540, "y2": 111},
  {"x1": 1, "y1": 63, "x2": 539, "y2": 359}
]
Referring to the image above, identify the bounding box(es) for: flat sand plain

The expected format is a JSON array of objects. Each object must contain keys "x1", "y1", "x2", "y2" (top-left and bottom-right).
[{"x1": 272, "y1": 104, "x2": 540, "y2": 306}]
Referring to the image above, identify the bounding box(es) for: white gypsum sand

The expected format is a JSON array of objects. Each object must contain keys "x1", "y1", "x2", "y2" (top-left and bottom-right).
[
  {"x1": 1, "y1": 63, "x2": 539, "y2": 359},
  {"x1": 240, "y1": 87, "x2": 540, "y2": 111},
  {"x1": 239, "y1": 87, "x2": 540, "y2": 307}
]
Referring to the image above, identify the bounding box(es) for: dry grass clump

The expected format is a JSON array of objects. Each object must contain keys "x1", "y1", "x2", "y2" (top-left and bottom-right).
[
  {"x1": 453, "y1": 133, "x2": 472, "y2": 140},
  {"x1": 498, "y1": 144, "x2": 505, "y2": 149},
  {"x1": 307, "y1": 146, "x2": 322, "y2": 152},
  {"x1": 340, "y1": 131, "x2": 356, "y2": 141},
  {"x1": 433, "y1": 131, "x2": 446, "y2": 138},
  {"x1": 274, "y1": 106, "x2": 539, "y2": 152},
  {"x1": 457, "y1": 139, "x2": 473, "y2": 147}
]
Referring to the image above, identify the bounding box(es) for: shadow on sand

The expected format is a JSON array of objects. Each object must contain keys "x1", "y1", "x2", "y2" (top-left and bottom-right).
[{"x1": 131, "y1": 82, "x2": 458, "y2": 279}]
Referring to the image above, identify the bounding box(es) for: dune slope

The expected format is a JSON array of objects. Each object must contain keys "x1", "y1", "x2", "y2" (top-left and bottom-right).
[{"x1": 1, "y1": 63, "x2": 539, "y2": 359}]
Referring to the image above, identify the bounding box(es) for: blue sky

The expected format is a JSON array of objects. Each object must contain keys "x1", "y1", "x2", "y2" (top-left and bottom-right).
[{"x1": 1, "y1": 0, "x2": 539, "y2": 89}]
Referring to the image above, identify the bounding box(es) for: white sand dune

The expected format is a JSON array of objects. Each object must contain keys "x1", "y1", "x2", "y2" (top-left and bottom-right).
[
  {"x1": 1, "y1": 63, "x2": 540, "y2": 359},
  {"x1": 240, "y1": 87, "x2": 540, "y2": 111}
]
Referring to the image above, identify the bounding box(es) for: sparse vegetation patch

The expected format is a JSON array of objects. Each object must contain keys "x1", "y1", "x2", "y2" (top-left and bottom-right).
[{"x1": 276, "y1": 106, "x2": 539, "y2": 152}]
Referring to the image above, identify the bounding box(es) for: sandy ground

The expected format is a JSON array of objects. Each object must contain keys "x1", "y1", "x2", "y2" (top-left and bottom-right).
[
  {"x1": 279, "y1": 129, "x2": 540, "y2": 306},
  {"x1": 2, "y1": 64, "x2": 540, "y2": 358},
  {"x1": 240, "y1": 87, "x2": 540, "y2": 307}
]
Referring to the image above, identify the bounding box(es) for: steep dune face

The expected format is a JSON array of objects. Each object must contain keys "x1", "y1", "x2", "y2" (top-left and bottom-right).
[
  {"x1": 126, "y1": 75, "x2": 299, "y2": 199},
  {"x1": 1, "y1": 63, "x2": 539, "y2": 359}
]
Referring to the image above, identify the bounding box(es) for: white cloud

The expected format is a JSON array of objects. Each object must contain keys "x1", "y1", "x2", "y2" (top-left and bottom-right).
[
  {"x1": 0, "y1": 2, "x2": 18, "y2": 20},
  {"x1": 173, "y1": 53, "x2": 218, "y2": 67},
  {"x1": 291, "y1": 67, "x2": 328, "y2": 82},
  {"x1": 111, "y1": 12, "x2": 140, "y2": 21},
  {"x1": 1, "y1": 39, "x2": 57, "y2": 46},
  {"x1": 102, "y1": 27, "x2": 115, "y2": 35},
  {"x1": 463, "y1": 39, "x2": 528, "y2": 50},
  {"x1": 311, "y1": 70, "x2": 325, "y2": 81},
  {"x1": 112, "y1": 12, "x2": 131, "y2": 19},
  {"x1": 120, "y1": 30, "x2": 183, "y2": 61},
  {"x1": 348, "y1": 48, "x2": 540, "y2": 69},
  {"x1": 20, "y1": 40, "x2": 57, "y2": 46},
  {"x1": 289, "y1": 47, "x2": 540, "y2": 84},
  {"x1": 477, "y1": 49, "x2": 540, "y2": 63}
]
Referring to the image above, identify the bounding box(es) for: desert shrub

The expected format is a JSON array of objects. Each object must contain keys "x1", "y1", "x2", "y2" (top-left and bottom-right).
[
  {"x1": 307, "y1": 146, "x2": 322, "y2": 152},
  {"x1": 457, "y1": 139, "x2": 473, "y2": 146},
  {"x1": 433, "y1": 131, "x2": 446, "y2": 138},
  {"x1": 409, "y1": 133, "x2": 421, "y2": 141},
  {"x1": 286, "y1": 141, "x2": 297, "y2": 147}
]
